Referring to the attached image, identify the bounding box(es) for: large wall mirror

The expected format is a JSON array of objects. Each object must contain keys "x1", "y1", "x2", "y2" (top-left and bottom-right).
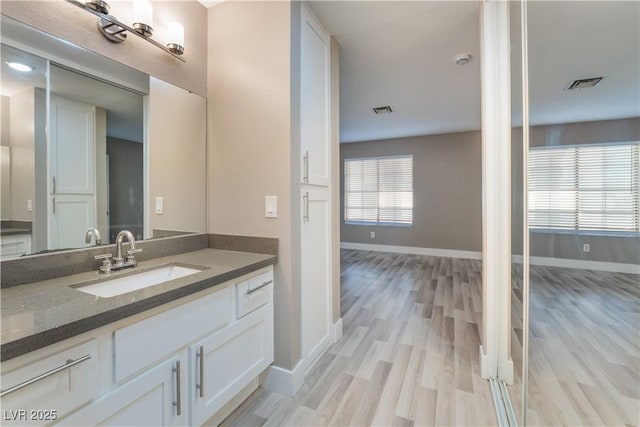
[
  {"x1": 506, "y1": 1, "x2": 640, "y2": 425},
  {"x1": 0, "y1": 16, "x2": 206, "y2": 258}
]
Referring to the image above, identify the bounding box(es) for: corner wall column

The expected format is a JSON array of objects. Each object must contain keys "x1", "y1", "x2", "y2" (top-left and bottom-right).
[{"x1": 479, "y1": 0, "x2": 514, "y2": 383}]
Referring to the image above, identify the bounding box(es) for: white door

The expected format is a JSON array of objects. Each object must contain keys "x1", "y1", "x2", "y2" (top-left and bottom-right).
[
  {"x1": 300, "y1": 4, "x2": 331, "y2": 187},
  {"x1": 49, "y1": 96, "x2": 96, "y2": 249},
  {"x1": 57, "y1": 353, "x2": 188, "y2": 427},
  {"x1": 300, "y1": 188, "x2": 332, "y2": 363}
]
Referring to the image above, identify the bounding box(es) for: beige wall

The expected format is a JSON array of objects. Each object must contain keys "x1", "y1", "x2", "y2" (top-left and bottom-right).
[
  {"x1": 148, "y1": 77, "x2": 207, "y2": 235},
  {"x1": 512, "y1": 117, "x2": 640, "y2": 264},
  {"x1": 341, "y1": 131, "x2": 483, "y2": 252},
  {"x1": 1, "y1": 96, "x2": 9, "y2": 147},
  {"x1": 9, "y1": 88, "x2": 35, "y2": 222},
  {"x1": 207, "y1": 1, "x2": 298, "y2": 369},
  {"x1": 1, "y1": 96, "x2": 11, "y2": 220},
  {"x1": 1, "y1": 1, "x2": 207, "y2": 96}
]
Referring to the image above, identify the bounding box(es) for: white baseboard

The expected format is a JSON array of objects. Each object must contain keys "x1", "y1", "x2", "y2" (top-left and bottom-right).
[
  {"x1": 512, "y1": 254, "x2": 639, "y2": 274},
  {"x1": 263, "y1": 359, "x2": 305, "y2": 397},
  {"x1": 479, "y1": 344, "x2": 493, "y2": 379},
  {"x1": 340, "y1": 242, "x2": 482, "y2": 260},
  {"x1": 263, "y1": 319, "x2": 342, "y2": 398},
  {"x1": 331, "y1": 318, "x2": 343, "y2": 343}
]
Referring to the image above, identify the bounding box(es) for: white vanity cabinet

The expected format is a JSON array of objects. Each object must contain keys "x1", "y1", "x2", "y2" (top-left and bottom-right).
[
  {"x1": 60, "y1": 352, "x2": 188, "y2": 427},
  {"x1": 0, "y1": 234, "x2": 32, "y2": 260},
  {"x1": 190, "y1": 299, "x2": 273, "y2": 425},
  {"x1": 0, "y1": 340, "x2": 98, "y2": 427},
  {"x1": 45, "y1": 266, "x2": 274, "y2": 427}
]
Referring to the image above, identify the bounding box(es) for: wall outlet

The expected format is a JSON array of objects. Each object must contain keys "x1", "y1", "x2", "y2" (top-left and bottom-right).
[
  {"x1": 583, "y1": 243, "x2": 590, "y2": 253},
  {"x1": 370, "y1": 231, "x2": 375, "y2": 239}
]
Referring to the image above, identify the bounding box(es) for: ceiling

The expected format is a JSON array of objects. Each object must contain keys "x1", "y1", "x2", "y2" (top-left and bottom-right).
[{"x1": 307, "y1": 0, "x2": 640, "y2": 143}]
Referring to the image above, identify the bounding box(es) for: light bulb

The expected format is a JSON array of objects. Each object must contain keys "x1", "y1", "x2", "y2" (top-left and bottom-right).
[
  {"x1": 168, "y1": 22, "x2": 184, "y2": 47},
  {"x1": 167, "y1": 22, "x2": 185, "y2": 55},
  {"x1": 132, "y1": 0, "x2": 153, "y2": 36}
]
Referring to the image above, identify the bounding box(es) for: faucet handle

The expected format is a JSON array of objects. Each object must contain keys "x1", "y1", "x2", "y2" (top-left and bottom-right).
[
  {"x1": 94, "y1": 253, "x2": 113, "y2": 273},
  {"x1": 126, "y1": 248, "x2": 142, "y2": 265}
]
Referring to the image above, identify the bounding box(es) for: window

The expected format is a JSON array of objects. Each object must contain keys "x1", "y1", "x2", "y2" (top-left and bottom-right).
[
  {"x1": 344, "y1": 155, "x2": 413, "y2": 225},
  {"x1": 528, "y1": 142, "x2": 640, "y2": 232}
]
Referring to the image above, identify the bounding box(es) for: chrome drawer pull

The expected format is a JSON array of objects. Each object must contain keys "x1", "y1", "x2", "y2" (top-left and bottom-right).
[
  {"x1": 0, "y1": 354, "x2": 91, "y2": 398},
  {"x1": 303, "y1": 151, "x2": 309, "y2": 183},
  {"x1": 196, "y1": 346, "x2": 204, "y2": 398},
  {"x1": 247, "y1": 280, "x2": 273, "y2": 296},
  {"x1": 172, "y1": 360, "x2": 182, "y2": 415}
]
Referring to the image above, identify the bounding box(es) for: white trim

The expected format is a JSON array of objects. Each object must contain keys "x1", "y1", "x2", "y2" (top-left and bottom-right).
[
  {"x1": 263, "y1": 318, "x2": 342, "y2": 398},
  {"x1": 512, "y1": 255, "x2": 640, "y2": 275},
  {"x1": 262, "y1": 360, "x2": 305, "y2": 397},
  {"x1": 331, "y1": 318, "x2": 343, "y2": 343},
  {"x1": 479, "y1": 0, "x2": 512, "y2": 382},
  {"x1": 340, "y1": 242, "x2": 482, "y2": 260}
]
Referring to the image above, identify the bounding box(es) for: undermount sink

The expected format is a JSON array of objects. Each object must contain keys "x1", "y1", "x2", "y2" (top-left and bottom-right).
[{"x1": 74, "y1": 264, "x2": 205, "y2": 298}]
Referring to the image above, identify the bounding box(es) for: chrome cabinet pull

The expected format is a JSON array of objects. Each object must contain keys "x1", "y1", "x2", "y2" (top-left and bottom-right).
[
  {"x1": 0, "y1": 354, "x2": 91, "y2": 398},
  {"x1": 172, "y1": 360, "x2": 182, "y2": 416},
  {"x1": 303, "y1": 192, "x2": 309, "y2": 223},
  {"x1": 247, "y1": 280, "x2": 273, "y2": 296},
  {"x1": 303, "y1": 151, "x2": 309, "y2": 183},
  {"x1": 196, "y1": 346, "x2": 204, "y2": 398},
  {"x1": 52, "y1": 176, "x2": 56, "y2": 194},
  {"x1": 52, "y1": 197, "x2": 56, "y2": 214}
]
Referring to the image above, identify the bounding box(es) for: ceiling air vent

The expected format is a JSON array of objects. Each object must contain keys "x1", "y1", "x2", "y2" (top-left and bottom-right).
[
  {"x1": 566, "y1": 77, "x2": 603, "y2": 90},
  {"x1": 373, "y1": 106, "x2": 393, "y2": 114}
]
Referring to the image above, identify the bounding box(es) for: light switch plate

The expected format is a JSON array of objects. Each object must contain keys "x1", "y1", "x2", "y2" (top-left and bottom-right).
[
  {"x1": 265, "y1": 195, "x2": 277, "y2": 218},
  {"x1": 27, "y1": 199, "x2": 33, "y2": 212},
  {"x1": 155, "y1": 196, "x2": 163, "y2": 214}
]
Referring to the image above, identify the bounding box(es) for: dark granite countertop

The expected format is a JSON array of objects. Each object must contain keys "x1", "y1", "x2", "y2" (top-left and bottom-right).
[{"x1": 1, "y1": 248, "x2": 276, "y2": 361}]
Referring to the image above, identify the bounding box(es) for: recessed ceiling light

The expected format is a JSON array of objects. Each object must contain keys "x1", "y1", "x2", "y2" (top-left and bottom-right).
[{"x1": 6, "y1": 62, "x2": 33, "y2": 73}]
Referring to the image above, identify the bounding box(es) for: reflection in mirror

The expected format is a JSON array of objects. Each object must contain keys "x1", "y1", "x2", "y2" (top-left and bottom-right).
[
  {"x1": 508, "y1": 1, "x2": 525, "y2": 424},
  {"x1": 48, "y1": 64, "x2": 144, "y2": 249},
  {"x1": 0, "y1": 45, "x2": 47, "y2": 259},
  {"x1": 1, "y1": 15, "x2": 208, "y2": 259},
  {"x1": 525, "y1": 2, "x2": 639, "y2": 425}
]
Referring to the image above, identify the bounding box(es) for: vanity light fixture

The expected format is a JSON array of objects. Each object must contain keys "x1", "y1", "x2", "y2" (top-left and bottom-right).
[
  {"x1": 132, "y1": 0, "x2": 154, "y2": 37},
  {"x1": 167, "y1": 22, "x2": 185, "y2": 55},
  {"x1": 66, "y1": 0, "x2": 186, "y2": 62},
  {"x1": 6, "y1": 62, "x2": 33, "y2": 72}
]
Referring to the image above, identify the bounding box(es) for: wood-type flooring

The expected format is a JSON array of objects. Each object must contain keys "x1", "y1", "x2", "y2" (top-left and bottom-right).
[
  {"x1": 509, "y1": 264, "x2": 640, "y2": 426},
  {"x1": 221, "y1": 250, "x2": 497, "y2": 427}
]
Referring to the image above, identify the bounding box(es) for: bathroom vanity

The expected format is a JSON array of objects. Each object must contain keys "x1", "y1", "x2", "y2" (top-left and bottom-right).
[{"x1": 1, "y1": 242, "x2": 276, "y2": 426}]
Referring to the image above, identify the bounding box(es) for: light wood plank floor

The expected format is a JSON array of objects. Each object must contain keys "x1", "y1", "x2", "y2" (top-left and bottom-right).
[
  {"x1": 221, "y1": 250, "x2": 498, "y2": 427},
  {"x1": 509, "y1": 264, "x2": 640, "y2": 426}
]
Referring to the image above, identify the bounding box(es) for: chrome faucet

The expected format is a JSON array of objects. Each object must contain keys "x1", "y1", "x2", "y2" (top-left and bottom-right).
[
  {"x1": 93, "y1": 229, "x2": 142, "y2": 273},
  {"x1": 113, "y1": 230, "x2": 142, "y2": 268},
  {"x1": 85, "y1": 227, "x2": 102, "y2": 246}
]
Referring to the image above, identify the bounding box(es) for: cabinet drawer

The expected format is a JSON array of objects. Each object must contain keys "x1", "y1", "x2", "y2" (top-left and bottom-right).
[
  {"x1": 114, "y1": 285, "x2": 234, "y2": 383},
  {"x1": 0, "y1": 340, "x2": 98, "y2": 426},
  {"x1": 236, "y1": 270, "x2": 273, "y2": 318},
  {"x1": 1, "y1": 234, "x2": 31, "y2": 259}
]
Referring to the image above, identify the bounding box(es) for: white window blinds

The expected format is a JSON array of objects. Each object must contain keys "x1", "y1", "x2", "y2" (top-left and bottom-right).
[
  {"x1": 344, "y1": 155, "x2": 413, "y2": 225},
  {"x1": 529, "y1": 142, "x2": 640, "y2": 232}
]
